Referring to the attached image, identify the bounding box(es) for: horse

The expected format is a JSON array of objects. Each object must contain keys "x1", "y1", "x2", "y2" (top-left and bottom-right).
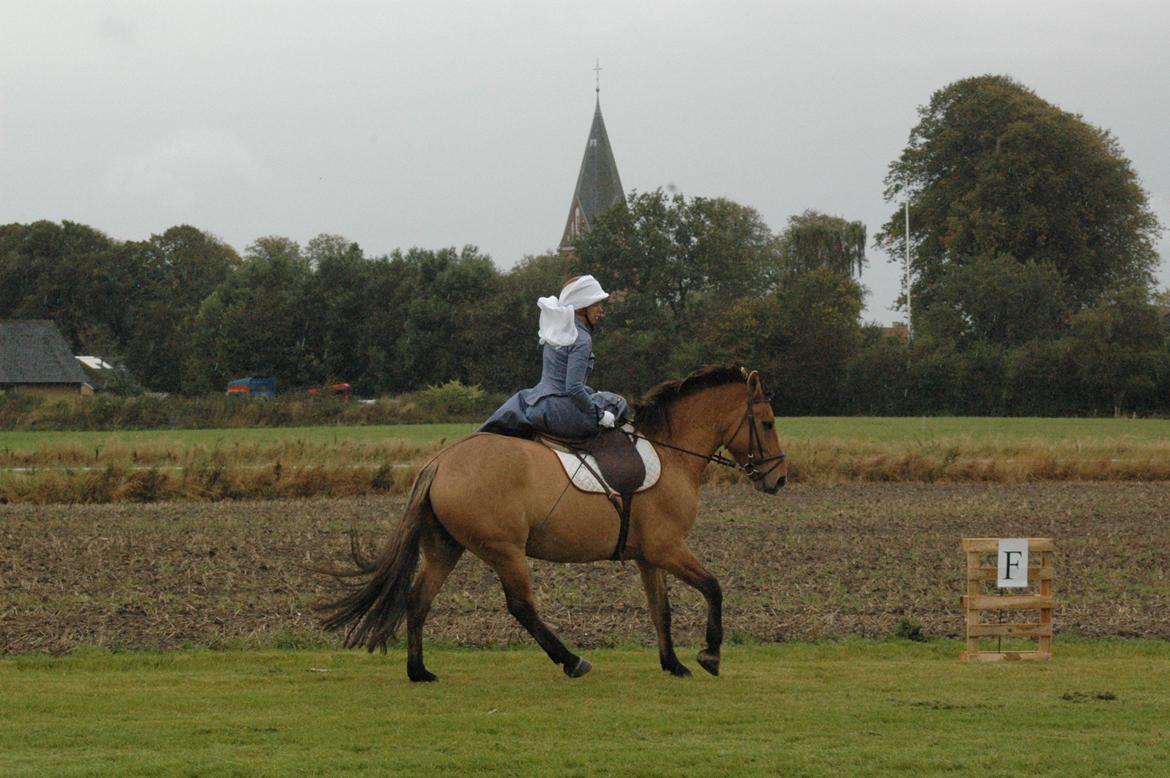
[{"x1": 316, "y1": 366, "x2": 787, "y2": 681}]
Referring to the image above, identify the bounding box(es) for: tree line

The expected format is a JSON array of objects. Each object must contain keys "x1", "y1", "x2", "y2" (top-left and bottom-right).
[{"x1": 2, "y1": 74, "x2": 1167, "y2": 416}]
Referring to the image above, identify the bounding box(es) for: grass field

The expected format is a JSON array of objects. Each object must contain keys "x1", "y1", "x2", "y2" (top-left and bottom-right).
[
  {"x1": 3, "y1": 423, "x2": 1168, "y2": 774},
  {"x1": 0, "y1": 422, "x2": 478, "y2": 451},
  {"x1": 2, "y1": 641, "x2": 1168, "y2": 776},
  {"x1": 3, "y1": 417, "x2": 1170, "y2": 452},
  {"x1": 3, "y1": 417, "x2": 1170, "y2": 504}
]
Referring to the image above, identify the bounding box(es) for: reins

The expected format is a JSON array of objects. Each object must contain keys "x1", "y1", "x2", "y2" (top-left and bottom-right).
[
  {"x1": 535, "y1": 379, "x2": 785, "y2": 545},
  {"x1": 631, "y1": 385, "x2": 786, "y2": 483}
]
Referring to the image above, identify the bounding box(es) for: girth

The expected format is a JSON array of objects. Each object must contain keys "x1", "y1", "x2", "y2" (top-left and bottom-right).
[{"x1": 540, "y1": 427, "x2": 646, "y2": 560}]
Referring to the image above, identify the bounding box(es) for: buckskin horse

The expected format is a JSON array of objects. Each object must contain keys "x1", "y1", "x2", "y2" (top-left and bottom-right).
[{"x1": 317, "y1": 366, "x2": 787, "y2": 681}]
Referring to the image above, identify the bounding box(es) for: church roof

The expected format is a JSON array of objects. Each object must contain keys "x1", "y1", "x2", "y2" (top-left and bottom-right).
[{"x1": 559, "y1": 97, "x2": 625, "y2": 252}]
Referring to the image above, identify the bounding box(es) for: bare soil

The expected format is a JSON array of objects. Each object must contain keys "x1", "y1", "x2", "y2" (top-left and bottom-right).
[{"x1": 3, "y1": 483, "x2": 1168, "y2": 654}]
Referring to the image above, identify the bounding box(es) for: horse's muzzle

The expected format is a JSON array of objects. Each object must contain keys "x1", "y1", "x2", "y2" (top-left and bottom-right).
[{"x1": 761, "y1": 475, "x2": 786, "y2": 494}]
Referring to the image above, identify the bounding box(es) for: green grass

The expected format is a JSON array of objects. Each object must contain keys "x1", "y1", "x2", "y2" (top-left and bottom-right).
[
  {"x1": 0, "y1": 423, "x2": 477, "y2": 452},
  {"x1": 2, "y1": 641, "x2": 1168, "y2": 776},
  {"x1": 3, "y1": 417, "x2": 1168, "y2": 453},
  {"x1": 779, "y1": 416, "x2": 1170, "y2": 442}
]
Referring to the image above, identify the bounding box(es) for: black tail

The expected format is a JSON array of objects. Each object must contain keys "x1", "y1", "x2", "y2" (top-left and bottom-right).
[{"x1": 316, "y1": 462, "x2": 439, "y2": 652}]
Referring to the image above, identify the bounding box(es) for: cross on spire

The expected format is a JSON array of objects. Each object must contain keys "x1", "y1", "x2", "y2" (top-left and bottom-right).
[{"x1": 593, "y1": 59, "x2": 602, "y2": 95}]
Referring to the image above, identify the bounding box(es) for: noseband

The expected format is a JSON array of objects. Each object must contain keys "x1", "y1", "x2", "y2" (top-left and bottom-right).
[
  {"x1": 633, "y1": 384, "x2": 786, "y2": 482},
  {"x1": 721, "y1": 390, "x2": 787, "y2": 482}
]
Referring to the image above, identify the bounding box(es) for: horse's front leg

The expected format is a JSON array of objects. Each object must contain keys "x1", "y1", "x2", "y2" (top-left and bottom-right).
[
  {"x1": 650, "y1": 543, "x2": 723, "y2": 676},
  {"x1": 636, "y1": 560, "x2": 691, "y2": 677}
]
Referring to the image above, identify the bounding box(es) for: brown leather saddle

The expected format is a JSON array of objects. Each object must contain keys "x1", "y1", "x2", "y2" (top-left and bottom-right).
[{"x1": 540, "y1": 427, "x2": 646, "y2": 560}]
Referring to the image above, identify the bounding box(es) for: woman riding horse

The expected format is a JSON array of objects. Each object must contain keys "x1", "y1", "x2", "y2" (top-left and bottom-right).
[
  {"x1": 479, "y1": 274, "x2": 628, "y2": 439},
  {"x1": 318, "y1": 365, "x2": 787, "y2": 682}
]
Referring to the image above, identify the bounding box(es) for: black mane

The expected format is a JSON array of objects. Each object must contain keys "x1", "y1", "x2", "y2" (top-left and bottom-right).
[{"x1": 632, "y1": 365, "x2": 746, "y2": 436}]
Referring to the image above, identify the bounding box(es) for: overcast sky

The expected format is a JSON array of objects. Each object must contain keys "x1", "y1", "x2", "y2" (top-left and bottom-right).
[{"x1": 2, "y1": 0, "x2": 1167, "y2": 323}]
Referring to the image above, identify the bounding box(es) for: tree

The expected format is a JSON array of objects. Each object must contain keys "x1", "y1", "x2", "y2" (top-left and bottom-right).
[
  {"x1": 303, "y1": 234, "x2": 371, "y2": 386},
  {"x1": 183, "y1": 236, "x2": 313, "y2": 392},
  {"x1": 577, "y1": 190, "x2": 780, "y2": 320},
  {"x1": 0, "y1": 220, "x2": 125, "y2": 353},
  {"x1": 573, "y1": 189, "x2": 783, "y2": 393},
  {"x1": 122, "y1": 225, "x2": 240, "y2": 392},
  {"x1": 1067, "y1": 285, "x2": 1167, "y2": 416},
  {"x1": 707, "y1": 267, "x2": 864, "y2": 414},
  {"x1": 878, "y1": 75, "x2": 1162, "y2": 319},
  {"x1": 380, "y1": 246, "x2": 500, "y2": 392},
  {"x1": 467, "y1": 252, "x2": 573, "y2": 392},
  {"x1": 777, "y1": 210, "x2": 866, "y2": 278},
  {"x1": 843, "y1": 331, "x2": 910, "y2": 415},
  {"x1": 772, "y1": 268, "x2": 865, "y2": 414},
  {"x1": 916, "y1": 254, "x2": 1068, "y2": 347}
]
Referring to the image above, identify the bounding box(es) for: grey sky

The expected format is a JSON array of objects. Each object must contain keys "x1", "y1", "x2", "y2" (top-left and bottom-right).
[{"x1": 2, "y1": 0, "x2": 1167, "y2": 323}]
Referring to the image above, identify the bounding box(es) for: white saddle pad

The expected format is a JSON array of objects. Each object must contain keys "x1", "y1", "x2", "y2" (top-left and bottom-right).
[{"x1": 552, "y1": 429, "x2": 661, "y2": 495}]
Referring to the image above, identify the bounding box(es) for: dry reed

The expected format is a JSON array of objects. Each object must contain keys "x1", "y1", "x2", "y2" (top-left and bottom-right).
[{"x1": 3, "y1": 435, "x2": 1169, "y2": 505}]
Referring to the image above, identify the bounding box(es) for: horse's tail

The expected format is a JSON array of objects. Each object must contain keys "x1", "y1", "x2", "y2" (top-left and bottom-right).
[{"x1": 315, "y1": 461, "x2": 440, "y2": 652}]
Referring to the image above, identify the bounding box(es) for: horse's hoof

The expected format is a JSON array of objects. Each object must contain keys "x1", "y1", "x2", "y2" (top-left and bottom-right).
[
  {"x1": 564, "y1": 657, "x2": 592, "y2": 678},
  {"x1": 697, "y1": 650, "x2": 720, "y2": 677},
  {"x1": 408, "y1": 668, "x2": 439, "y2": 683},
  {"x1": 666, "y1": 663, "x2": 693, "y2": 678}
]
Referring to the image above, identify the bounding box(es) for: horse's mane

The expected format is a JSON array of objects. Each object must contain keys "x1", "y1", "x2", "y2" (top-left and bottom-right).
[{"x1": 633, "y1": 365, "x2": 746, "y2": 436}]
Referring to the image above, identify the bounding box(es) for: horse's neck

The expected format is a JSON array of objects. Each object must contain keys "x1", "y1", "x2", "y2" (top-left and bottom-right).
[{"x1": 658, "y1": 385, "x2": 740, "y2": 481}]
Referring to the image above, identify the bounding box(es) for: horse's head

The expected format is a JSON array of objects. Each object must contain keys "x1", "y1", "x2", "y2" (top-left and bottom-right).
[{"x1": 724, "y1": 369, "x2": 788, "y2": 493}]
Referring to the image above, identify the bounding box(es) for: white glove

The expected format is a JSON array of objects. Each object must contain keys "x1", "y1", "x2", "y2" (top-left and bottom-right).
[{"x1": 599, "y1": 410, "x2": 616, "y2": 428}]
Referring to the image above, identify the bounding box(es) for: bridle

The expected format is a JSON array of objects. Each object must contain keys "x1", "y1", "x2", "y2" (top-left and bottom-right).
[{"x1": 632, "y1": 383, "x2": 787, "y2": 483}]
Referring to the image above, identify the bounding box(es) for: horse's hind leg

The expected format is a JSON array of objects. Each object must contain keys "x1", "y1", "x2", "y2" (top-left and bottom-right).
[
  {"x1": 490, "y1": 550, "x2": 591, "y2": 678},
  {"x1": 405, "y1": 522, "x2": 464, "y2": 682},
  {"x1": 636, "y1": 560, "x2": 691, "y2": 677},
  {"x1": 649, "y1": 543, "x2": 723, "y2": 677}
]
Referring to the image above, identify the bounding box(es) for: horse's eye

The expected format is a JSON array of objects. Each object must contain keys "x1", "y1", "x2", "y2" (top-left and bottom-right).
[{"x1": 763, "y1": 421, "x2": 774, "y2": 431}]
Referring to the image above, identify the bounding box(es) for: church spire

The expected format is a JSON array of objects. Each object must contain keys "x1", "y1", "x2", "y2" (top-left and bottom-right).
[{"x1": 559, "y1": 66, "x2": 625, "y2": 255}]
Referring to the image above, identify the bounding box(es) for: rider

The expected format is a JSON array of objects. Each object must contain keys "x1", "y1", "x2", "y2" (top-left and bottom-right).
[{"x1": 479, "y1": 274, "x2": 628, "y2": 439}]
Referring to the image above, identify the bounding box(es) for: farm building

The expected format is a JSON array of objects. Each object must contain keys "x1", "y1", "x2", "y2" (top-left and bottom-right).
[{"x1": 0, "y1": 320, "x2": 94, "y2": 396}]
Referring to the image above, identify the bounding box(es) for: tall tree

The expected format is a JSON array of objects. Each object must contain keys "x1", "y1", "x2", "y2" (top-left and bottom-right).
[
  {"x1": 466, "y1": 252, "x2": 573, "y2": 392},
  {"x1": 777, "y1": 210, "x2": 866, "y2": 278},
  {"x1": 575, "y1": 190, "x2": 780, "y2": 321},
  {"x1": 183, "y1": 236, "x2": 313, "y2": 392},
  {"x1": 573, "y1": 189, "x2": 782, "y2": 392},
  {"x1": 387, "y1": 246, "x2": 500, "y2": 391},
  {"x1": 877, "y1": 75, "x2": 1162, "y2": 318},
  {"x1": 707, "y1": 267, "x2": 865, "y2": 414},
  {"x1": 916, "y1": 254, "x2": 1068, "y2": 347},
  {"x1": 1067, "y1": 285, "x2": 1167, "y2": 417},
  {"x1": 0, "y1": 220, "x2": 124, "y2": 352},
  {"x1": 123, "y1": 225, "x2": 240, "y2": 392},
  {"x1": 303, "y1": 234, "x2": 370, "y2": 386}
]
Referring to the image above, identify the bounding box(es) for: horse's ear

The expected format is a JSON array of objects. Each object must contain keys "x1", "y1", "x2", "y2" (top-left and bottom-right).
[{"x1": 746, "y1": 369, "x2": 763, "y2": 396}]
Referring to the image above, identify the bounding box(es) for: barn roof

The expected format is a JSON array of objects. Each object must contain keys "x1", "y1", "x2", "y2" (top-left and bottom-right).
[{"x1": 0, "y1": 320, "x2": 92, "y2": 385}]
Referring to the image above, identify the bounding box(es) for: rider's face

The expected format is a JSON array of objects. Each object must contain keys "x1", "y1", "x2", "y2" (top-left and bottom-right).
[{"x1": 583, "y1": 302, "x2": 605, "y2": 327}]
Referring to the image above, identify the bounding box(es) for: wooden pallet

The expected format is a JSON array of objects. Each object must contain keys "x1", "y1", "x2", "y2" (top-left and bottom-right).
[{"x1": 960, "y1": 538, "x2": 1054, "y2": 662}]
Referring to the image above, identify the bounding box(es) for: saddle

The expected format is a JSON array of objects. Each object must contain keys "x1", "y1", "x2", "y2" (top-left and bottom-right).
[{"x1": 539, "y1": 425, "x2": 660, "y2": 561}]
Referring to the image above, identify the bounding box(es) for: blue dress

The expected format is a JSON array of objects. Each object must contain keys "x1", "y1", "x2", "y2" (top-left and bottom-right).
[{"x1": 479, "y1": 322, "x2": 628, "y2": 438}]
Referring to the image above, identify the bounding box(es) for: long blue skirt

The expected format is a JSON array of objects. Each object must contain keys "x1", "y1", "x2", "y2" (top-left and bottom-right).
[{"x1": 478, "y1": 391, "x2": 627, "y2": 439}]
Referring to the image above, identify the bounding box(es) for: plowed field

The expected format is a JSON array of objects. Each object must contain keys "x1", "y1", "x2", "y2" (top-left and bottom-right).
[{"x1": 3, "y1": 483, "x2": 1169, "y2": 654}]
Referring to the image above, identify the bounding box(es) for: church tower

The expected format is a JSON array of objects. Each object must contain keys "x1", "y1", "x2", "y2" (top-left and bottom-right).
[{"x1": 558, "y1": 69, "x2": 625, "y2": 254}]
